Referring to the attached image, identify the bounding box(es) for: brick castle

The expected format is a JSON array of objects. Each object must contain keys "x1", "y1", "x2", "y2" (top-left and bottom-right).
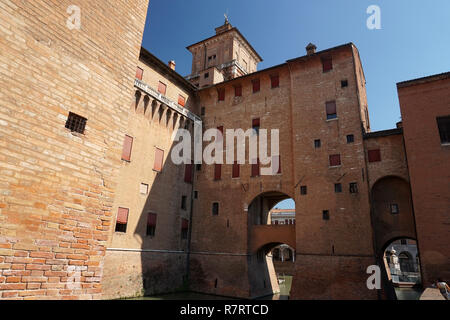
[{"x1": 0, "y1": 1, "x2": 448, "y2": 300}]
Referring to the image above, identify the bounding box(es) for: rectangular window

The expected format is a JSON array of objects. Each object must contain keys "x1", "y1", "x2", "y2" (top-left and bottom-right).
[
  {"x1": 322, "y1": 57, "x2": 333, "y2": 72},
  {"x1": 204, "y1": 72, "x2": 209, "y2": 79},
  {"x1": 368, "y1": 149, "x2": 381, "y2": 162},
  {"x1": 115, "y1": 207, "x2": 129, "y2": 233},
  {"x1": 194, "y1": 191, "x2": 198, "y2": 199},
  {"x1": 251, "y1": 159, "x2": 260, "y2": 177},
  {"x1": 181, "y1": 195, "x2": 187, "y2": 210},
  {"x1": 135, "y1": 67, "x2": 143, "y2": 80},
  {"x1": 214, "y1": 164, "x2": 222, "y2": 180},
  {"x1": 184, "y1": 163, "x2": 193, "y2": 183},
  {"x1": 270, "y1": 75, "x2": 279, "y2": 88},
  {"x1": 326, "y1": 101, "x2": 337, "y2": 120},
  {"x1": 349, "y1": 182, "x2": 358, "y2": 194},
  {"x1": 147, "y1": 213, "x2": 157, "y2": 237},
  {"x1": 300, "y1": 186, "x2": 307, "y2": 195},
  {"x1": 436, "y1": 116, "x2": 450, "y2": 144},
  {"x1": 121, "y1": 135, "x2": 133, "y2": 161},
  {"x1": 181, "y1": 219, "x2": 189, "y2": 239},
  {"x1": 252, "y1": 118, "x2": 260, "y2": 135},
  {"x1": 140, "y1": 183, "x2": 149, "y2": 195},
  {"x1": 252, "y1": 79, "x2": 260, "y2": 93},
  {"x1": 196, "y1": 164, "x2": 202, "y2": 171},
  {"x1": 178, "y1": 95, "x2": 186, "y2": 107},
  {"x1": 153, "y1": 148, "x2": 164, "y2": 172},
  {"x1": 323, "y1": 210, "x2": 330, "y2": 220},
  {"x1": 329, "y1": 154, "x2": 341, "y2": 167},
  {"x1": 201, "y1": 107, "x2": 206, "y2": 116},
  {"x1": 232, "y1": 161, "x2": 240, "y2": 178},
  {"x1": 235, "y1": 85, "x2": 242, "y2": 97},
  {"x1": 341, "y1": 80, "x2": 348, "y2": 88},
  {"x1": 65, "y1": 112, "x2": 87, "y2": 134},
  {"x1": 158, "y1": 81, "x2": 167, "y2": 95},
  {"x1": 314, "y1": 139, "x2": 321, "y2": 148},
  {"x1": 334, "y1": 183, "x2": 342, "y2": 193},
  {"x1": 346, "y1": 134, "x2": 354, "y2": 143},
  {"x1": 391, "y1": 204, "x2": 399, "y2": 215},
  {"x1": 212, "y1": 202, "x2": 219, "y2": 216},
  {"x1": 218, "y1": 88, "x2": 225, "y2": 101}
]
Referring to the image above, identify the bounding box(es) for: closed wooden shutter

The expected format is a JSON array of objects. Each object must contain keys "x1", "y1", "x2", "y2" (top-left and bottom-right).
[
  {"x1": 153, "y1": 148, "x2": 164, "y2": 172},
  {"x1": 182, "y1": 218, "x2": 189, "y2": 230},
  {"x1": 329, "y1": 154, "x2": 341, "y2": 167},
  {"x1": 214, "y1": 164, "x2": 222, "y2": 180},
  {"x1": 135, "y1": 67, "x2": 143, "y2": 80},
  {"x1": 232, "y1": 161, "x2": 240, "y2": 178},
  {"x1": 178, "y1": 95, "x2": 186, "y2": 107},
  {"x1": 235, "y1": 85, "x2": 242, "y2": 97},
  {"x1": 368, "y1": 149, "x2": 381, "y2": 162},
  {"x1": 147, "y1": 213, "x2": 157, "y2": 227},
  {"x1": 218, "y1": 88, "x2": 225, "y2": 101},
  {"x1": 158, "y1": 81, "x2": 167, "y2": 95},
  {"x1": 117, "y1": 208, "x2": 129, "y2": 224},
  {"x1": 251, "y1": 159, "x2": 260, "y2": 177},
  {"x1": 252, "y1": 79, "x2": 260, "y2": 93},
  {"x1": 271, "y1": 75, "x2": 279, "y2": 88},
  {"x1": 184, "y1": 163, "x2": 193, "y2": 183},
  {"x1": 326, "y1": 101, "x2": 337, "y2": 115},
  {"x1": 121, "y1": 135, "x2": 133, "y2": 161},
  {"x1": 322, "y1": 57, "x2": 333, "y2": 72}
]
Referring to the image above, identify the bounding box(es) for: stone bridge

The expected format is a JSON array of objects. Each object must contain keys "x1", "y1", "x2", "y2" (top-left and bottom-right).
[{"x1": 249, "y1": 224, "x2": 296, "y2": 252}]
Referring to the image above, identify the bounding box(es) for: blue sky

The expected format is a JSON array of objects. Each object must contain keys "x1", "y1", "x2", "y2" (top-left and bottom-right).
[{"x1": 142, "y1": 1, "x2": 450, "y2": 209}]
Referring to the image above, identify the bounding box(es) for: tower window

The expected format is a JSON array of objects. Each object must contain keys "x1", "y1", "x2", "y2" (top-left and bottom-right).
[
  {"x1": 181, "y1": 219, "x2": 189, "y2": 239},
  {"x1": 232, "y1": 161, "x2": 240, "y2": 178},
  {"x1": 346, "y1": 134, "x2": 354, "y2": 143},
  {"x1": 252, "y1": 118, "x2": 260, "y2": 135},
  {"x1": 270, "y1": 75, "x2": 279, "y2": 88},
  {"x1": 300, "y1": 186, "x2": 307, "y2": 195},
  {"x1": 135, "y1": 67, "x2": 143, "y2": 80},
  {"x1": 235, "y1": 85, "x2": 242, "y2": 97},
  {"x1": 214, "y1": 164, "x2": 222, "y2": 180},
  {"x1": 181, "y1": 195, "x2": 187, "y2": 210},
  {"x1": 153, "y1": 148, "x2": 164, "y2": 172},
  {"x1": 212, "y1": 202, "x2": 219, "y2": 216},
  {"x1": 121, "y1": 135, "x2": 133, "y2": 161},
  {"x1": 158, "y1": 81, "x2": 167, "y2": 95},
  {"x1": 329, "y1": 154, "x2": 341, "y2": 167},
  {"x1": 349, "y1": 182, "x2": 358, "y2": 194},
  {"x1": 314, "y1": 139, "x2": 321, "y2": 148},
  {"x1": 218, "y1": 88, "x2": 225, "y2": 101},
  {"x1": 252, "y1": 79, "x2": 260, "y2": 93},
  {"x1": 204, "y1": 72, "x2": 209, "y2": 79},
  {"x1": 323, "y1": 210, "x2": 330, "y2": 220},
  {"x1": 335, "y1": 183, "x2": 342, "y2": 193},
  {"x1": 65, "y1": 112, "x2": 87, "y2": 134},
  {"x1": 341, "y1": 80, "x2": 348, "y2": 88},
  {"x1": 201, "y1": 107, "x2": 206, "y2": 116}
]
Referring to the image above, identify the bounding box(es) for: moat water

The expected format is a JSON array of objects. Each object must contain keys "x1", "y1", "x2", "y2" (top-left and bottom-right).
[
  {"x1": 128, "y1": 276, "x2": 292, "y2": 300},
  {"x1": 126, "y1": 276, "x2": 422, "y2": 300}
]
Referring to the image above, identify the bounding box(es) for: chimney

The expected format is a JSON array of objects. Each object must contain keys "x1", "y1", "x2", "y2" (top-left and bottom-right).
[
  {"x1": 306, "y1": 43, "x2": 317, "y2": 55},
  {"x1": 168, "y1": 60, "x2": 176, "y2": 71}
]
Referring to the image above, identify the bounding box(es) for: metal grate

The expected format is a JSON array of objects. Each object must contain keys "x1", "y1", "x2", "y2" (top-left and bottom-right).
[{"x1": 65, "y1": 112, "x2": 87, "y2": 134}]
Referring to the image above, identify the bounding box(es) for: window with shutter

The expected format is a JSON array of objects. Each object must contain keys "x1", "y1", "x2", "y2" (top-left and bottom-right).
[
  {"x1": 252, "y1": 79, "x2": 260, "y2": 93},
  {"x1": 368, "y1": 149, "x2": 381, "y2": 162},
  {"x1": 214, "y1": 164, "x2": 222, "y2": 180},
  {"x1": 326, "y1": 101, "x2": 337, "y2": 120},
  {"x1": 232, "y1": 161, "x2": 240, "y2": 178},
  {"x1": 135, "y1": 67, "x2": 143, "y2": 80},
  {"x1": 235, "y1": 85, "x2": 242, "y2": 97},
  {"x1": 251, "y1": 159, "x2": 260, "y2": 177},
  {"x1": 218, "y1": 88, "x2": 225, "y2": 101},
  {"x1": 115, "y1": 208, "x2": 129, "y2": 233},
  {"x1": 121, "y1": 135, "x2": 133, "y2": 161},
  {"x1": 181, "y1": 219, "x2": 189, "y2": 239},
  {"x1": 178, "y1": 95, "x2": 186, "y2": 107},
  {"x1": 153, "y1": 148, "x2": 164, "y2": 172},
  {"x1": 147, "y1": 213, "x2": 157, "y2": 237},
  {"x1": 329, "y1": 154, "x2": 341, "y2": 167},
  {"x1": 158, "y1": 81, "x2": 167, "y2": 95},
  {"x1": 322, "y1": 57, "x2": 333, "y2": 72},
  {"x1": 184, "y1": 163, "x2": 193, "y2": 183},
  {"x1": 271, "y1": 75, "x2": 279, "y2": 88}
]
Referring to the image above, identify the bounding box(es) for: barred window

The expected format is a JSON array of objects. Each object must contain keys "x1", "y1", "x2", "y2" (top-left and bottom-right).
[{"x1": 65, "y1": 112, "x2": 87, "y2": 134}]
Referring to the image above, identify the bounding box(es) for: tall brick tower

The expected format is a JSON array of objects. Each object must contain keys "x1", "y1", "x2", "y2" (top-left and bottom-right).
[{"x1": 186, "y1": 18, "x2": 262, "y2": 88}]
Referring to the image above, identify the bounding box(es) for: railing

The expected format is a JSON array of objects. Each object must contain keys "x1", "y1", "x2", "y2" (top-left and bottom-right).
[{"x1": 134, "y1": 79, "x2": 202, "y2": 124}]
